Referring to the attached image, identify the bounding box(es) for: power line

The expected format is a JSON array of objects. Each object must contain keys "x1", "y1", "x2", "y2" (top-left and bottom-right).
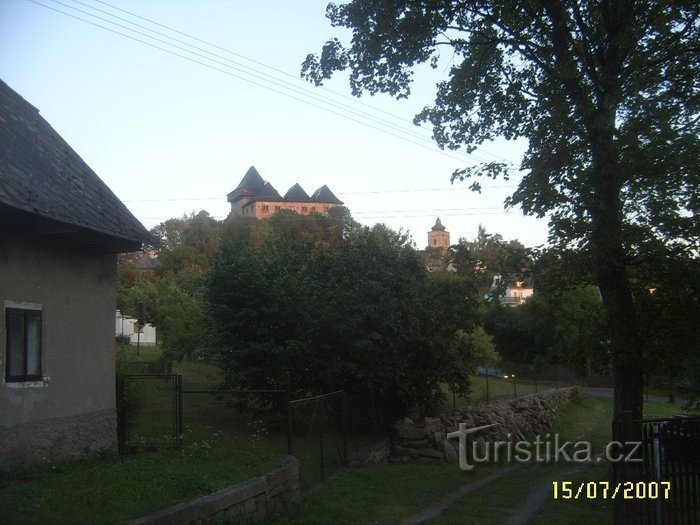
[
  {"x1": 139, "y1": 209, "x2": 520, "y2": 222},
  {"x1": 81, "y1": 0, "x2": 519, "y2": 166},
  {"x1": 120, "y1": 183, "x2": 520, "y2": 203},
  {"x1": 27, "y1": 0, "x2": 521, "y2": 168},
  {"x1": 29, "y1": 0, "x2": 479, "y2": 165},
  {"x1": 50, "y1": 0, "x2": 451, "y2": 154}
]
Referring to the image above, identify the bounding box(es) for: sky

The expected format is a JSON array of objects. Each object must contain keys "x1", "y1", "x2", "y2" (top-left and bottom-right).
[{"x1": 1, "y1": 0, "x2": 551, "y2": 249}]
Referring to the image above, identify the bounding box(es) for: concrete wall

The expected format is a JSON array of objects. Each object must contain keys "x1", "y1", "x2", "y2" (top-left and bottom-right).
[
  {"x1": 130, "y1": 456, "x2": 300, "y2": 525},
  {"x1": 0, "y1": 235, "x2": 118, "y2": 470}
]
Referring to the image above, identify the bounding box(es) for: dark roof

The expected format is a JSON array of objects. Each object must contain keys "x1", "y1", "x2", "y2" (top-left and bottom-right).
[
  {"x1": 227, "y1": 165, "x2": 265, "y2": 202},
  {"x1": 0, "y1": 78, "x2": 154, "y2": 251},
  {"x1": 255, "y1": 181, "x2": 284, "y2": 202},
  {"x1": 283, "y1": 183, "x2": 312, "y2": 202},
  {"x1": 431, "y1": 217, "x2": 446, "y2": 231},
  {"x1": 311, "y1": 185, "x2": 343, "y2": 205}
]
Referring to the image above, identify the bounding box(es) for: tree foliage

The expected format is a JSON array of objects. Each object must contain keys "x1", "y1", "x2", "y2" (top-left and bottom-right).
[
  {"x1": 117, "y1": 211, "x2": 217, "y2": 362},
  {"x1": 304, "y1": 0, "x2": 700, "y2": 423},
  {"x1": 450, "y1": 225, "x2": 532, "y2": 299},
  {"x1": 206, "y1": 211, "x2": 483, "y2": 417}
]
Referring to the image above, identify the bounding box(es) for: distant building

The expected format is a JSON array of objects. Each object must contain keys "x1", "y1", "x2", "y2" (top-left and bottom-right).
[
  {"x1": 425, "y1": 217, "x2": 454, "y2": 272},
  {"x1": 133, "y1": 250, "x2": 159, "y2": 271},
  {"x1": 115, "y1": 310, "x2": 157, "y2": 345},
  {"x1": 227, "y1": 166, "x2": 343, "y2": 219},
  {"x1": 428, "y1": 217, "x2": 450, "y2": 254},
  {"x1": 488, "y1": 275, "x2": 534, "y2": 306}
]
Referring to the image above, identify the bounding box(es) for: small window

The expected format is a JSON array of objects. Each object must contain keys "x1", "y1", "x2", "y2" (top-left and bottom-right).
[
  {"x1": 5, "y1": 308, "x2": 42, "y2": 382},
  {"x1": 263, "y1": 205, "x2": 269, "y2": 212},
  {"x1": 302, "y1": 206, "x2": 307, "y2": 213},
  {"x1": 275, "y1": 206, "x2": 281, "y2": 211}
]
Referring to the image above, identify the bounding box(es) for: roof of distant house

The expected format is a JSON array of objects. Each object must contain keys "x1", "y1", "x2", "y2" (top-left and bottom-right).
[
  {"x1": 227, "y1": 166, "x2": 344, "y2": 206},
  {"x1": 0, "y1": 78, "x2": 154, "y2": 251}
]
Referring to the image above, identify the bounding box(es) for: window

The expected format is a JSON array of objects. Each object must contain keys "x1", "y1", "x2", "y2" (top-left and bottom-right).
[
  {"x1": 5, "y1": 308, "x2": 42, "y2": 382},
  {"x1": 263, "y1": 205, "x2": 269, "y2": 212}
]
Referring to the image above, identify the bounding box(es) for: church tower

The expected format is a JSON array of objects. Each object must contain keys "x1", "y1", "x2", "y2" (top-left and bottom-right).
[{"x1": 428, "y1": 217, "x2": 450, "y2": 254}]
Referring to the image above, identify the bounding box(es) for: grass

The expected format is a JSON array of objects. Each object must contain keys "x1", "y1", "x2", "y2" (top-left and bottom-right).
[
  {"x1": 120, "y1": 346, "x2": 339, "y2": 490},
  {"x1": 264, "y1": 394, "x2": 698, "y2": 525},
  {"x1": 0, "y1": 345, "x2": 285, "y2": 525},
  {"x1": 265, "y1": 463, "x2": 503, "y2": 525},
  {"x1": 443, "y1": 374, "x2": 550, "y2": 411},
  {"x1": 0, "y1": 445, "x2": 278, "y2": 525}
]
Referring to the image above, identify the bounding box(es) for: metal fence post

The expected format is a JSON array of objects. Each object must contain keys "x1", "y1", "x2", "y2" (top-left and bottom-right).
[
  {"x1": 485, "y1": 371, "x2": 490, "y2": 404},
  {"x1": 319, "y1": 417, "x2": 325, "y2": 481},
  {"x1": 370, "y1": 389, "x2": 376, "y2": 436},
  {"x1": 342, "y1": 392, "x2": 348, "y2": 467},
  {"x1": 176, "y1": 374, "x2": 183, "y2": 450},
  {"x1": 286, "y1": 373, "x2": 293, "y2": 456}
]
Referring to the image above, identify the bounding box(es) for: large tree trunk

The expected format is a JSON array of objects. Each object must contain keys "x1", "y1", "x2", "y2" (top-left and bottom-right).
[{"x1": 590, "y1": 142, "x2": 644, "y2": 525}]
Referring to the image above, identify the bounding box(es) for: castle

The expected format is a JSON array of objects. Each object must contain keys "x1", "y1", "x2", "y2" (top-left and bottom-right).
[{"x1": 227, "y1": 166, "x2": 343, "y2": 218}]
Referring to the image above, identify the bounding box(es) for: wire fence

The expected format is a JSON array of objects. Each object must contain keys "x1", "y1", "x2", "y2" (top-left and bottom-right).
[
  {"x1": 117, "y1": 375, "x2": 384, "y2": 489},
  {"x1": 444, "y1": 363, "x2": 581, "y2": 412}
]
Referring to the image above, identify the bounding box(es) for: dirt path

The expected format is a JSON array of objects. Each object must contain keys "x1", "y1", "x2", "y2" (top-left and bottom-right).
[
  {"x1": 502, "y1": 465, "x2": 586, "y2": 525},
  {"x1": 399, "y1": 465, "x2": 518, "y2": 525},
  {"x1": 400, "y1": 463, "x2": 587, "y2": 525}
]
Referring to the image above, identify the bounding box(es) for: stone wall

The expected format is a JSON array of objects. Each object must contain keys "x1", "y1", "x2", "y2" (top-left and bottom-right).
[
  {"x1": 129, "y1": 456, "x2": 300, "y2": 525},
  {"x1": 0, "y1": 408, "x2": 117, "y2": 471},
  {"x1": 391, "y1": 388, "x2": 576, "y2": 463}
]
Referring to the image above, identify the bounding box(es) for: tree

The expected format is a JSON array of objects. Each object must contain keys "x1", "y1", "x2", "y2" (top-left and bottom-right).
[
  {"x1": 152, "y1": 211, "x2": 221, "y2": 293},
  {"x1": 206, "y1": 211, "x2": 484, "y2": 417},
  {"x1": 117, "y1": 210, "x2": 218, "y2": 362},
  {"x1": 450, "y1": 225, "x2": 532, "y2": 299},
  {"x1": 303, "y1": 1, "x2": 699, "y2": 428},
  {"x1": 526, "y1": 285, "x2": 610, "y2": 377}
]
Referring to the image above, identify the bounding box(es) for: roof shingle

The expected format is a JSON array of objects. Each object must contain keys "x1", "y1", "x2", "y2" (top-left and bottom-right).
[{"x1": 0, "y1": 78, "x2": 154, "y2": 250}]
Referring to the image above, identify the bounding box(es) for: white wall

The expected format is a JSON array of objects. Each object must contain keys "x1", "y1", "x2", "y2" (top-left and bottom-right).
[{"x1": 115, "y1": 310, "x2": 157, "y2": 345}]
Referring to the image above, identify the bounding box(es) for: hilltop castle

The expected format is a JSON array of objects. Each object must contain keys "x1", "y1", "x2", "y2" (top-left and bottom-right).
[{"x1": 227, "y1": 166, "x2": 343, "y2": 219}]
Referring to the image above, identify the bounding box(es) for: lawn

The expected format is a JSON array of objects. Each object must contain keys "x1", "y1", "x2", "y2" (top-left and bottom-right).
[
  {"x1": 0, "y1": 446, "x2": 278, "y2": 525},
  {"x1": 120, "y1": 345, "x2": 350, "y2": 490},
  {"x1": 0, "y1": 345, "x2": 283, "y2": 525},
  {"x1": 443, "y1": 374, "x2": 549, "y2": 411},
  {"x1": 264, "y1": 395, "x2": 699, "y2": 525}
]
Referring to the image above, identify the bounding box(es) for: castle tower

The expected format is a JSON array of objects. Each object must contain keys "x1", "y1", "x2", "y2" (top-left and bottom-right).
[{"x1": 428, "y1": 217, "x2": 450, "y2": 254}]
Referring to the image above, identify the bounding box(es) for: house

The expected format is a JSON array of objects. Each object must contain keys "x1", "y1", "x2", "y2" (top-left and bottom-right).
[
  {"x1": 0, "y1": 79, "x2": 153, "y2": 470},
  {"x1": 227, "y1": 166, "x2": 343, "y2": 218},
  {"x1": 488, "y1": 275, "x2": 534, "y2": 306}
]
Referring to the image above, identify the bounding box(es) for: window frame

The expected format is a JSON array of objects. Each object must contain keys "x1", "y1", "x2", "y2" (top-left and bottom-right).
[{"x1": 5, "y1": 307, "x2": 43, "y2": 382}]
